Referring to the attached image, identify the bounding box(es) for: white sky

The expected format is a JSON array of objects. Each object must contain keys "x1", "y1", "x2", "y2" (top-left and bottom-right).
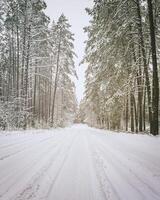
[{"x1": 44, "y1": 0, "x2": 93, "y2": 103}]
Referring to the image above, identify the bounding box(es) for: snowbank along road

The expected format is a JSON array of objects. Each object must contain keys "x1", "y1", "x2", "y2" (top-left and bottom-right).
[{"x1": 0, "y1": 124, "x2": 160, "y2": 200}]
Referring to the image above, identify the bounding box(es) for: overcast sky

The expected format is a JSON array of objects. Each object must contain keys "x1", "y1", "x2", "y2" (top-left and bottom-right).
[{"x1": 44, "y1": 0, "x2": 93, "y2": 103}]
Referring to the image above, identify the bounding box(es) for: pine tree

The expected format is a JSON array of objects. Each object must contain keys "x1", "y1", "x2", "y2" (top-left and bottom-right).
[
  {"x1": 50, "y1": 14, "x2": 77, "y2": 126},
  {"x1": 83, "y1": 0, "x2": 159, "y2": 134}
]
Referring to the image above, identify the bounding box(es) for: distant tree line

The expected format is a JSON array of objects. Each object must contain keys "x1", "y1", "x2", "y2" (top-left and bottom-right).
[
  {"x1": 81, "y1": 0, "x2": 159, "y2": 135},
  {"x1": 0, "y1": 0, "x2": 77, "y2": 130}
]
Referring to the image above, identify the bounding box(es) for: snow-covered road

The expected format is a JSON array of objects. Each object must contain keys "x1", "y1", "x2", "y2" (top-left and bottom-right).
[{"x1": 0, "y1": 125, "x2": 160, "y2": 200}]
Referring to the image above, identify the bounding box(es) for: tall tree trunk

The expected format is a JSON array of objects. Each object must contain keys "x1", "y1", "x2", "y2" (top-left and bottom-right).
[
  {"x1": 129, "y1": 25, "x2": 142, "y2": 132},
  {"x1": 45, "y1": 80, "x2": 48, "y2": 124},
  {"x1": 130, "y1": 92, "x2": 135, "y2": 132},
  {"x1": 48, "y1": 66, "x2": 52, "y2": 120},
  {"x1": 7, "y1": 37, "x2": 12, "y2": 101},
  {"x1": 16, "y1": 13, "x2": 20, "y2": 127},
  {"x1": 137, "y1": 71, "x2": 143, "y2": 132},
  {"x1": 33, "y1": 65, "x2": 37, "y2": 126},
  {"x1": 143, "y1": 85, "x2": 146, "y2": 131},
  {"x1": 41, "y1": 80, "x2": 44, "y2": 126},
  {"x1": 24, "y1": 25, "x2": 31, "y2": 129},
  {"x1": 51, "y1": 32, "x2": 62, "y2": 125},
  {"x1": 11, "y1": 18, "x2": 16, "y2": 94},
  {"x1": 21, "y1": 0, "x2": 28, "y2": 96},
  {"x1": 136, "y1": 0, "x2": 152, "y2": 133},
  {"x1": 16, "y1": 13, "x2": 20, "y2": 101},
  {"x1": 38, "y1": 70, "x2": 41, "y2": 124},
  {"x1": 0, "y1": 64, "x2": 2, "y2": 100},
  {"x1": 133, "y1": 95, "x2": 138, "y2": 133},
  {"x1": 125, "y1": 94, "x2": 129, "y2": 131},
  {"x1": 137, "y1": 45, "x2": 143, "y2": 132},
  {"x1": 147, "y1": 0, "x2": 159, "y2": 135}
]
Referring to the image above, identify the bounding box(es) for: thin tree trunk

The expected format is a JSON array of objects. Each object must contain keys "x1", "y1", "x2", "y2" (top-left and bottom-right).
[
  {"x1": 48, "y1": 65, "x2": 52, "y2": 121},
  {"x1": 21, "y1": 0, "x2": 28, "y2": 96},
  {"x1": 137, "y1": 45, "x2": 143, "y2": 132},
  {"x1": 0, "y1": 64, "x2": 2, "y2": 100},
  {"x1": 136, "y1": 0, "x2": 152, "y2": 133},
  {"x1": 16, "y1": 13, "x2": 20, "y2": 127},
  {"x1": 126, "y1": 94, "x2": 129, "y2": 131},
  {"x1": 11, "y1": 19, "x2": 16, "y2": 94},
  {"x1": 51, "y1": 31, "x2": 62, "y2": 125},
  {"x1": 33, "y1": 65, "x2": 37, "y2": 126},
  {"x1": 16, "y1": 13, "x2": 20, "y2": 101},
  {"x1": 44, "y1": 79, "x2": 46, "y2": 125},
  {"x1": 143, "y1": 85, "x2": 146, "y2": 131},
  {"x1": 42, "y1": 79, "x2": 45, "y2": 126},
  {"x1": 24, "y1": 25, "x2": 31, "y2": 129},
  {"x1": 130, "y1": 92, "x2": 135, "y2": 132},
  {"x1": 38, "y1": 71, "x2": 41, "y2": 124},
  {"x1": 133, "y1": 95, "x2": 138, "y2": 133},
  {"x1": 7, "y1": 37, "x2": 12, "y2": 101}
]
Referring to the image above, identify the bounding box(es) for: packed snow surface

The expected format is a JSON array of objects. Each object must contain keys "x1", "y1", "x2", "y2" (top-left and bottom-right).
[{"x1": 0, "y1": 124, "x2": 160, "y2": 200}]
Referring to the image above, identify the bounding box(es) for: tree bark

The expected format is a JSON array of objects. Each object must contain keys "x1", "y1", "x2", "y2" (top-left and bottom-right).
[
  {"x1": 136, "y1": 0, "x2": 152, "y2": 133},
  {"x1": 125, "y1": 94, "x2": 129, "y2": 131},
  {"x1": 147, "y1": 0, "x2": 159, "y2": 135},
  {"x1": 21, "y1": 0, "x2": 28, "y2": 96},
  {"x1": 137, "y1": 45, "x2": 143, "y2": 132},
  {"x1": 133, "y1": 95, "x2": 138, "y2": 133},
  {"x1": 51, "y1": 31, "x2": 62, "y2": 125},
  {"x1": 143, "y1": 85, "x2": 146, "y2": 131},
  {"x1": 130, "y1": 93, "x2": 135, "y2": 132}
]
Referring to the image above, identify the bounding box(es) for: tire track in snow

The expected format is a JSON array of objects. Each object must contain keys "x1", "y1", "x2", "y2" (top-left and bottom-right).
[
  {"x1": 0, "y1": 135, "x2": 55, "y2": 161},
  {"x1": 0, "y1": 134, "x2": 69, "y2": 200},
  {"x1": 12, "y1": 135, "x2": 72, "y2": 200},
  {"x1": 90, "y1": 134, "x2": 160, "y2": 200},
  {"x1": 0, "y1": 125, "x2": 160, "y2": 200},
  {"x1": 84, "y1": 134, "x2": 108, "y2": 200},
  {"x1": 45, "y1": 134, "x2": 77, "y2": 200},
  {"x1": 87, "y1": 133, "x2": 121, "y2": 200},
  {"x1": 106, "y1": 137, "x2": 160, "y2": 173},
  {"x1": 0, "y1": 135, "x2": 64, "y2": 182},
  {"x1": 46, "y1": 132, "x2": 105, "y2": 200},
  {"x1": 92, "y1": 134, "x2": 160, "y2": 194}
]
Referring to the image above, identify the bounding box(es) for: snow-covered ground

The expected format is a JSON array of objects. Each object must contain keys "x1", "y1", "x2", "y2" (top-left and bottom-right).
[{"x1": 0, "y1": 124, "x2": 160, "y2": 200}]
